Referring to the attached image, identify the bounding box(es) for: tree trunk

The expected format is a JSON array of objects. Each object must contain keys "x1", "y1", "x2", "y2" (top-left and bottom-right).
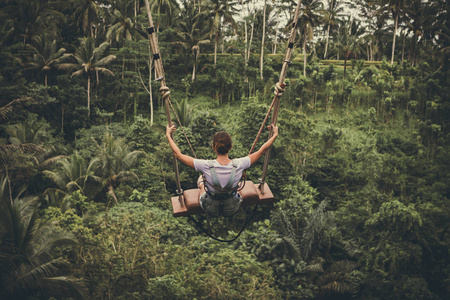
[
  {"x1": 248, "y1": 19, "x2": 254, "y2": 63},
  {"x1": 122, "y1": 54, "x2": 125, "y2": 79},
  {"x1": 370, "y1": 41, "x2": 373, "y2": 61},
  {"x1": 391, "y1": 10, "x2": 399, "y2": 65},
  {"x1": 124, "y1": 97, "x2": 127, "y2": 123},
  {"x1": 324, "y1": 24, "x2": 330, "y2": 59},
  {"x1": 45, "y1": 73, "x2": 48, "y2": 87},
  {"x1": 87, "y1": 75, "x2": 91, "y2": 116},
  {"x1": 148, "y1": 44, "x2": 153, "y2": 125},
  {"x1": 344, "y1": 55, "x2": 348, "y2": 79},
  {"x1": 61, "y1": 103, "x2": 64, "y2": 133},
  {"x1": 303, "y1": 37, "x2": 307, "y2": 77},
  {"x1": 410, "y1": 35, "x2": 416, "y2": 67},
  {"x1": 214, "y1": 31, "x2": 218, "y2": 65},
  {"x1": 260, "y1": 0, "x2": 267, "y2": 80},
  {"x1": 242, "y1": 0, "x2": 248, "y2": 66},
  {"x1": 273, "y1": 9, "x2": 279, "y2": 54},
  {"x1": 192, "y1": 54, "x2": 196, "y2": 81},
  {"x1": 107, "y1": 184, "x2": 119, "y2": 204},
  {"x1": 401, "y1": 35, "x2": 405, "y2": 63}
]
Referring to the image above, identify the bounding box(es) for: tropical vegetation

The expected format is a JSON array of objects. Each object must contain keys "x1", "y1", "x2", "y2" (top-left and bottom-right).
[{"x1": 0, "y1": 0, "x2": 448, "y2": 299}]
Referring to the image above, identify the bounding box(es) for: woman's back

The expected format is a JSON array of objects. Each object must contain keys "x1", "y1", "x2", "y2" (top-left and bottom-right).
[{"x1": 194, "y1": 157, "x2": 251, "y2": 193}]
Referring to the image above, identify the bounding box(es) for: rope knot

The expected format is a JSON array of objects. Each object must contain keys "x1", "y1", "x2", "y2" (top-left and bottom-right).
[
  {"x1": 160, "y1": 86, "x2": 171, "y2": 99},
  {"x1": 274, "y1": 82, "x2": 286, "y2": 96}
]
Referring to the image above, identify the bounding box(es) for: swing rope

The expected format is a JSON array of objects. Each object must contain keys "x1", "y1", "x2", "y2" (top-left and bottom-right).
[
  {"x1": 144, "y1": 0, "x2": 185, "y2": 204},
  {"x1": 259, "y1": 0, "x2": 303, "y2": 193},
  {"x1": 188, "y1": 206, "x2": 257, "y2": 243}
]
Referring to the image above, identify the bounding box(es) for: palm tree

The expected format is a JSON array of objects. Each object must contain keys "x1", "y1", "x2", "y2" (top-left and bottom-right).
[
  {"x1": 430, "y1": 0, "x2": 448, "y2": 60},
  {"x1": 353, "y1": 0, "x2": 381, "y2": 61},
  {"x1": 5, "y1": 120, "x2": 50, "y2": 147},
  {"x1": 173, "y1": 98, "x2": 196, "y2": 127},
  {"x1": 106, "y1": 0, "x2": 137, "y2": 44},
  {"x1": 59, "y1": 37, "x2": 116, "y2": 116},
  {"x1": 0, "y1": 99, "x2": 46, "y2": 180},
  {"x1": 260, "y1": 0, "x2": 267, "y2": 80},
  {"x1": 0, "y1": 189, "x2": 86, "y2": 299},
  {"x1": 301, "y1": 200, "x2": 332, "y2": 261},
  {"x1": 297, "y1": 0, "x2": 327, "y2": 76},
  {"x1": 3, "y1": 0, "x2": 64, "y2": 45},
  {"x1": 335, "y1": 17, "x2": 364, "y2": 79},
  {"x1": 25, "y1": 34, "x2": 66, "y2": 86},
  {"x1": 43, "y1": 151, "x2": 100, "y2": 197},
  {"x1": 71, "y1": 0, "x2": 104, "y2": 37},
  {"x1": 0, "y1": 18, "x2": 14, "y2": 49},
  {"x1": 148, "y1": 0, "x2": 180, "y2": 31},
  {"x1": 173, "y1": 0, "x2": 210, "y2": 81},
  {"x1": 203, "y1": 0, "x2": 239, "y2": 65},
  {"x1": 376, "y1": 0, "x2": 406, "y2": 64},
  {"x1": 323, "y1": 0, "x2": 345, "y2": 59},
  {"x1": 106, "y1": 0, "x2": 140, "y2": 86},
  {"x1": 93, "y1": 133, "x2": 145, "y2": 204},
  {"x1": 42, "y1": 188, "x2": 72, "y2": 213},
  {"x1": 402, "y1": 0, "x2": 430, "y2": 66},
  {"x1": 316, "y1": 260, "x2": 359, "y2": 299}
]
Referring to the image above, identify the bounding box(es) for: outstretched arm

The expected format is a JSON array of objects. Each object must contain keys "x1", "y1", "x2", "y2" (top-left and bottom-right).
[
  {"x1": 166, "y1": 124, "x2": 195, "y2": 168},
  {"x1": 248, "y1": 124, "x2": 279, "y2": 165}
]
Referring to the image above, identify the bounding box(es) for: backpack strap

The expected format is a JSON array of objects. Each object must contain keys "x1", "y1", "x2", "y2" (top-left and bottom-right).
[
  {"x1": 223, "y1": 159, "x2": 238, "y2": 190},
  {"x1": 207, "y1": 160, "x2": 221, "y2": 192},
  {"x1": 207, "y1": 159, "x2": 238, "y2": 194}
]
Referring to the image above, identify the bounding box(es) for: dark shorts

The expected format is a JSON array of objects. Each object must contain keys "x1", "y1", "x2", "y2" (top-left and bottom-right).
[{"x1": 199, "y1": 192, "x2": 242, "y2": 217}]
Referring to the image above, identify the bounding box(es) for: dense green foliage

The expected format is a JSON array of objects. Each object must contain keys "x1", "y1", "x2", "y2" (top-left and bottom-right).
[{"x1": 0, "y1": 0, "x2": 449, "y2": 299}]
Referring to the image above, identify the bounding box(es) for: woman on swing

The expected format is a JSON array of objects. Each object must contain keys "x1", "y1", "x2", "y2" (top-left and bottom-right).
[{"x1": 166, "y1": 124, "x2": 279, "y2": 217}]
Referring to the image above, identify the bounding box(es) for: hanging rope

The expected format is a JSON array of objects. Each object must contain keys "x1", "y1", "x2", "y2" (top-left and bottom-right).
[
  {"x1": 144, "y1": 0, "x2": 184, "y2": 204},
  {"x1": 188, "y1": 206, "x2": 257, "y2": 243},
  {"x1": 259, "y1": 0, "x2": 303, "y2": 194}
]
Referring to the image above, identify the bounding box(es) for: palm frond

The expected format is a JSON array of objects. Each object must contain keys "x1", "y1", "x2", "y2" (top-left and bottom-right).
[
  {"x1": 96, "y1": 55, "x2": 117, "y2": 67},
  {"x1": 115, "y1": 171, "x2": 139, "y2": 183},
  {"x1": 71, "y1": 69, "x2": 86, "y2": 78},
  {"x1": 0, "y1": 98, "x2": 33, "y2": 121},
  {"x1": 301, "y1": 200, "x2": 332, "y2": 260},
  {"x1": 0, "y1": 143, "x2": 45, "y2": 155},
  {"x1": 39, "y1": 155, "x2": 68, "y2": 169},
  {"x1": 57, "y1": 63, "x2": 78, "y2": 72},
  {"x1": 39, "y1": 276, "x2": 88, "y2": 300}
]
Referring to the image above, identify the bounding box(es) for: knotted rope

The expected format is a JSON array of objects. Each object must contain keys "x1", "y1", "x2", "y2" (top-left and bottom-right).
[
  {"x1": 274, "y1": 82, "x2": 286, "y2": 96},
  {"x1": 159, "y1": 86, "x2": 170, "y2": 99}
]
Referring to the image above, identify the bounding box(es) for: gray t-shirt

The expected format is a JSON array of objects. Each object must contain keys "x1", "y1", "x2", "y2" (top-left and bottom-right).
[{"x1": 194, "y1": 157, "x2": 251, "y2": 193}]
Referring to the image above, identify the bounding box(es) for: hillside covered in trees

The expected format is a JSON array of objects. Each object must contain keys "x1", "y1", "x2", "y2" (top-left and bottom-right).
[{"x1": 0, "y1": 0, "x2": 449, "y2": 299}]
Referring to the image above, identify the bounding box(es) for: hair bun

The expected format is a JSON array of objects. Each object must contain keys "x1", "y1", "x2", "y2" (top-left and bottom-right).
[{"x1": 213, "y1": 131, "x2": 233, "y2": 155}]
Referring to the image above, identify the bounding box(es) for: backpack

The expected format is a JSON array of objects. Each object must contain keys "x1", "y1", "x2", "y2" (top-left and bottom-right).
[{"x1": 199, "y1": 159, "x2": 242, "y2": 217}]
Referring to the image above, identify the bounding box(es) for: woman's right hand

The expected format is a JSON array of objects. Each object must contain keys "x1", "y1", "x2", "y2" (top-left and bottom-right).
[{"x1": 166, "y1": 124, "x2": 176, "y2": 137}]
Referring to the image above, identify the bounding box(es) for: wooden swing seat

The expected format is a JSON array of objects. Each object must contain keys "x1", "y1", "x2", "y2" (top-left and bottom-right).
[{"x1": 171, "y1": 182, "x2": 275, "y2": 217}]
